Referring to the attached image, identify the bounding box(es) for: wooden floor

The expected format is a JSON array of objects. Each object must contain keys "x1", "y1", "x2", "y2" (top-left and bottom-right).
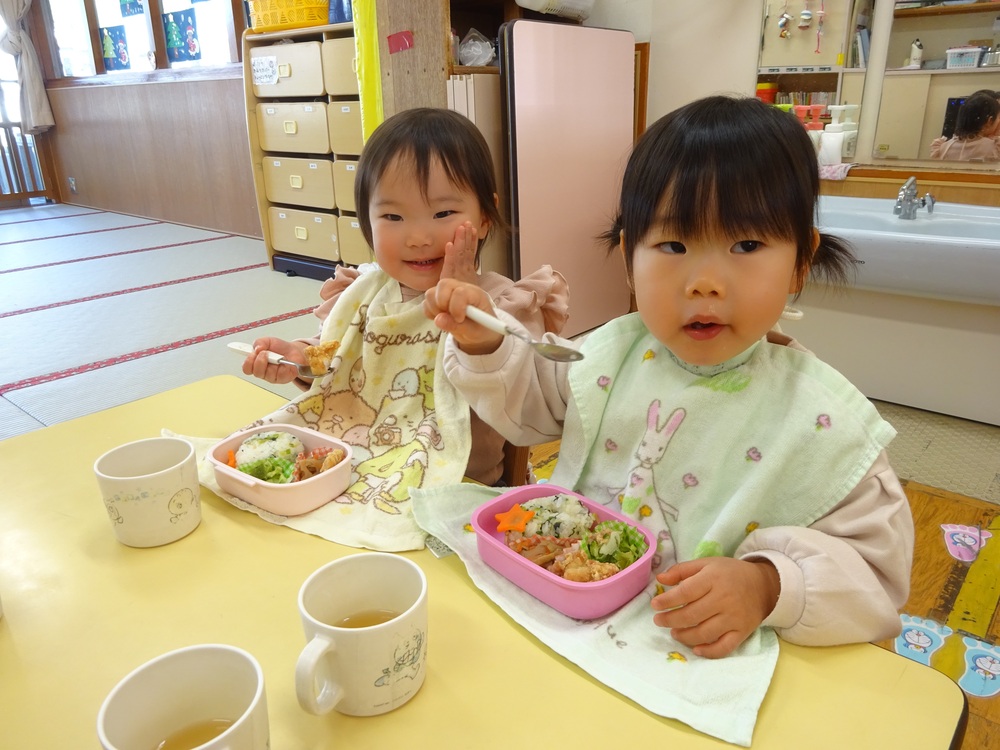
[{"x1": 529, "y1": 444, "x2": 999, "y2": 750}]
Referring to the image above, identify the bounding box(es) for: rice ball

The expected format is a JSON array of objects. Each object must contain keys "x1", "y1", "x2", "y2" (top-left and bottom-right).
[{"x1": 235, "y1": 431, "x2": 304, "y2": 465}]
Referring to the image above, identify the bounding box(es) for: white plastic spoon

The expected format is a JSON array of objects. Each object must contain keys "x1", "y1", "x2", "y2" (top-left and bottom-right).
[{"x1": 463, "y1": 305, "x2": 584, "y2": 362}]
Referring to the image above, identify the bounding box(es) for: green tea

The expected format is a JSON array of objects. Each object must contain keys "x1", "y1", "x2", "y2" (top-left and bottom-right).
[
  {"x1": 335, "y1": 608, "x2": 400, "y2": 628},
  {"x1": 154, "y1": 718, "x2": 234, "y2": 750}
]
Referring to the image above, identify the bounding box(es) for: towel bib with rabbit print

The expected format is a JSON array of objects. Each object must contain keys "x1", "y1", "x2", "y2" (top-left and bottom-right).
[{"x1": 550, "y1": 313, "x2": 895, "y2": 573}]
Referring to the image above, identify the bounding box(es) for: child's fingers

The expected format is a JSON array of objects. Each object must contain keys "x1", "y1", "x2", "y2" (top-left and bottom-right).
[{"x1": 440, "y1": 222, "x2": 479, "y2": 284}]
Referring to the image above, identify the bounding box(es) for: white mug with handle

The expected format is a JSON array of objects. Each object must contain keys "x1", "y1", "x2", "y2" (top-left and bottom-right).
[{"x1": 295, "y1": 553, "x2": 428, "y2": 716}]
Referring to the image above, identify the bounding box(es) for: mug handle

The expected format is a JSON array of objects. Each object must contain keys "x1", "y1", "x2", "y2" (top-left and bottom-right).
[{"x1": 295, "y1": 634, "x2": 344, "y2": 715}]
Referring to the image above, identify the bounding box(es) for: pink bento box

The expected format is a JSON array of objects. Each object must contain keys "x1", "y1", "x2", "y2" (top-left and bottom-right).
[
  {"x1": 471, "y1": 484, "x2": 656, "y2": 620},
  {"x1": 207, "y1": 424, "x2": 352, "y2": 516}
]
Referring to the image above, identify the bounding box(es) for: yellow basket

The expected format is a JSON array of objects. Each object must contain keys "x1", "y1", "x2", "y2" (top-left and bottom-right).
[{"x1": 249, "y1": 0, "x2": 330, "y2": 33}]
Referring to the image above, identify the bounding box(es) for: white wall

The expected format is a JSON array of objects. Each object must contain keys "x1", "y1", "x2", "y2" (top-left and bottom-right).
[{"x1": 587, "y1": 0, "x2": 764, "y2": 121}]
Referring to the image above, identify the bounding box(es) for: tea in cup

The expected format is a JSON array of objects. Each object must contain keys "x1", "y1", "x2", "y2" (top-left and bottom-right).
[
  {"x1": 97, "y1": 644, "x2": 269, "y2": 750},
  {"x1": 94, "y1": 436, "x2": 201, "y2": 547},
  {"x1": 296, "y1": 552, "x2": 428, "y2": 716}
]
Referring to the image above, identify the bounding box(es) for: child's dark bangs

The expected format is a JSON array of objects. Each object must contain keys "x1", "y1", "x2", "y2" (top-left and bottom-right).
[{"x1": 663, "y1": 134, "x2": 801, "y2": 243}]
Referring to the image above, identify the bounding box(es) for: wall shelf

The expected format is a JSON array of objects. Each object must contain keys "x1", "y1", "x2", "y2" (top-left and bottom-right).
[{"x1": 894, "y1": 3, "x2": 1000, "y2": 19}]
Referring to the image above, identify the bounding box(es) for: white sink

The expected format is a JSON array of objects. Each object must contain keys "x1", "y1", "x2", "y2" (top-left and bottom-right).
[{"x1": 816, "y1": 195, "x2": 1000, "y2": 306}]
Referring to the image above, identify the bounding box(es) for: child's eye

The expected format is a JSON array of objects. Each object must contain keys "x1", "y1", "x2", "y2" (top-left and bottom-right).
[
  {"x1": 434, "y1": 210, "x2": 457, "y2": 219},
  {"x1": 732, "y1": 240, "x2": 763, "y2": 254},
  {"x1": 382, "y1": 213, "x2": 402, "y2": 222},
  {"x1": 655, "y1": 241, "x2": 686, "y2": 255}
]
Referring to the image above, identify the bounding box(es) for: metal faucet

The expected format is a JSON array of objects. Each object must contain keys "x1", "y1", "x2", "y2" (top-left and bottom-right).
[{"x1": 893, "y1": 176, "x2": 936, "y2": 219}]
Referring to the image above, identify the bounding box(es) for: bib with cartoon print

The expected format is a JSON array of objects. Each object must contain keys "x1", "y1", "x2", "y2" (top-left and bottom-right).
[
  {"x1": 253, "y1": 269, "x2": 472, "y2": 551},
  {"x1": 552, "y1": 313, "x2": 895, "y2": 571}
]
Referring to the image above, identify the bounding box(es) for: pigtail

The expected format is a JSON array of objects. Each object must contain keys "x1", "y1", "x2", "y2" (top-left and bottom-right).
[{"x1": 806, "y1": 231, "x2": 859, "y2": 291}]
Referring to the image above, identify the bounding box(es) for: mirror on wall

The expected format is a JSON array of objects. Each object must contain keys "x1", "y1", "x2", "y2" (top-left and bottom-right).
[
  {"x1": 756, "y1": 0, "x2": 1000, "y2": 171},
  {"x1": 756, "y1": 0, "x2": 870, "y2": 161},
  {"x1": 871, "y1": 1, "x2": 1000, "y2": 169}
]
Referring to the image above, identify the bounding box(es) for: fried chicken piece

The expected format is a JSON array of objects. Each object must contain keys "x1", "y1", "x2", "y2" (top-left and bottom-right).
[
  {"x1": 303, "y1": 340, "x2": 340, "y2": 375},
  {"x1": 550, "y1": 549, "x2": 620, "y2": 582}
]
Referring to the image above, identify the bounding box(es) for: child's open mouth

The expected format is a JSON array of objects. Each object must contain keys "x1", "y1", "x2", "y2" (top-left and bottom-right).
[
  {"x1": 684, "y1": 321, "x2": 724, "y2": 340},
  {"x1": 407, "y1": 258, "x2": 442, "y2": 270}
]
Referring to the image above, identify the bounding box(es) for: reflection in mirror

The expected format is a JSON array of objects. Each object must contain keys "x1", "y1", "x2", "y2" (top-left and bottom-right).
[{"x1": 873, "y1": 1, "x2": 1000, "y2": 170}]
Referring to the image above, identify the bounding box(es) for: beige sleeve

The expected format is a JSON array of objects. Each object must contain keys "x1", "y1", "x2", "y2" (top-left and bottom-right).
[{"x1": 736, "y1": 450, "x2": 914, "y2": 646}]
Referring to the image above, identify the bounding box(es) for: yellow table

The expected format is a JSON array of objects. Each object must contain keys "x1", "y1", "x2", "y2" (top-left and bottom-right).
[{"x1": 0, "y1": 376, "x2": 967, "y2": 749}]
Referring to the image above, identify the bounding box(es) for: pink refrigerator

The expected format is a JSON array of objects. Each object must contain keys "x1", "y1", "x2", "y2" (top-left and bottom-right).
[{"x1": 499, "y1": 19, "x2": 635, "y2": 338}]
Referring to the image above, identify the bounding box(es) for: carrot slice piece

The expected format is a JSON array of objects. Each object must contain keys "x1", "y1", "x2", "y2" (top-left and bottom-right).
[
  {"x1": 495, "y1": 503, "x2": 535, "y2": 533},
  {"x1": 227, "y1": 449, "x2": 237, "y2": 468}
]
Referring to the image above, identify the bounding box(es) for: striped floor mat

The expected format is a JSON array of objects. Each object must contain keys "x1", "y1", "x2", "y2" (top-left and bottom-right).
[{"x1": 1, "y1": 205, "x2": 320, "y2": 440}]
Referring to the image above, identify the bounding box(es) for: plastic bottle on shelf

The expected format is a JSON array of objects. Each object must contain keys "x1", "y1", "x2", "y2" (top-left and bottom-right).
[{"x1": 825, "y1": 105, "x2": 860, "y2": 160}]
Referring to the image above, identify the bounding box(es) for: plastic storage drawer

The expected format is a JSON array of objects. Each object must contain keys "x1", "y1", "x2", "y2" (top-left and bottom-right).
[
  {"x1": 328, "y1": 100, "x2": 365, "y2": 155},
  {"x1": 322, "y1": 37, "x2": 359, "y2": 95},
  {"x1": 337, "y1": 215, "x2": 371, "y2": 265},
  {"x1": 332, "y1": 159, "x2": 357, "y2": 213},
  {"x1": 256, "y1": 103, "x2": 330, "y2": 154},
  {"x1": 262, "y1": 157, "x2": 336, "y2": 210},
  {"x1": 267, "y1": 206, "x2": 339, "y2": 262},
  {"x1": 250, "y1": 41, "x2": 325, "y2": 98}
]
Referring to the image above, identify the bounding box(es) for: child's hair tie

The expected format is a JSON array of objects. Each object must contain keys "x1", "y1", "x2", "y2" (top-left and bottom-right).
[{"x1": 781, "y1": 305, "x2": 804, "y2": 321}]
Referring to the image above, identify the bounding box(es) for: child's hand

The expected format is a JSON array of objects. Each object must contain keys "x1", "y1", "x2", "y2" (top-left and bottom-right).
[
  {"x1": 241, "y1": 337, "x2": 308, "y2": 384},
  {"x1": 424, "y1": 278, "x2": 504, "y2": 355},
  {"x1": 440, "y1": 221, "x2": 480, "y2": 286},
  {"x1": 650, "y1": 557, "x2": 780, "y2": 659}
]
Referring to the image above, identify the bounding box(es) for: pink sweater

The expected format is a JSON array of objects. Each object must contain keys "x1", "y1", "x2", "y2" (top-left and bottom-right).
[{"x1": 929, "y1": 134, "x2": 1000, "y2": 161}]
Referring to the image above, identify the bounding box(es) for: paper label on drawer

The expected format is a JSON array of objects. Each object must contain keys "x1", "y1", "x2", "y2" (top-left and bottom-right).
[
  {"x1": 251, "y1": 56, "x2": 279, "y2": 86},
  {"x1": 341, "y1": 105, "x2": 351, "y2": 112},
  {"x1": 346, "y1": 164, "x2": 356, "y2": 171}
]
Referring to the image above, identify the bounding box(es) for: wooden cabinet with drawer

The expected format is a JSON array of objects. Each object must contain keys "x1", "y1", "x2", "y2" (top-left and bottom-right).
[{"x1": 244, "y1": 23, "x2": 366, "y2": 279}]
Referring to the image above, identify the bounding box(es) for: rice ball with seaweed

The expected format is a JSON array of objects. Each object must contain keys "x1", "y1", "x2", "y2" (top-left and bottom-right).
[
  {"x1": 521, "y1": 493, "x2": 595, "y2": 538},
  {"x1": 235, "y1": 430, "x2": 303, "y2": 484}
]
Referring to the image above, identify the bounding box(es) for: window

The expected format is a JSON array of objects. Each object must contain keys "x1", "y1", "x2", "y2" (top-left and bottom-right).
[{"x1": 41, "y1": 0, "x2": 249, "y2": 79}]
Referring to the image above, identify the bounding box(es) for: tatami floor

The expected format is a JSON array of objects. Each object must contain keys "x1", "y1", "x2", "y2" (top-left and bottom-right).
[{"x1": 4, "y1": 202, "x2": 999, "y2": 747}]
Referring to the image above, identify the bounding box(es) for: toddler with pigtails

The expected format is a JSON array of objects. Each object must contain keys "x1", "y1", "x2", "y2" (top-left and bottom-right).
[{"x1": 425, "y1": 95, "x2": 914, "y2": 657}]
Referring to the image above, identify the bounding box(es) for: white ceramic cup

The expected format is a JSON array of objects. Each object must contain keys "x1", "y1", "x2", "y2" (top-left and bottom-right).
[
  {"x1": 94, "y1": 437, "x2": 201, "y2": 547},
  {"x1": 97, "y1": 644, "x2": 269, "y2": 750},
  {"x1": 296, "y1": 553, "x2": 428, "y2": 716}
]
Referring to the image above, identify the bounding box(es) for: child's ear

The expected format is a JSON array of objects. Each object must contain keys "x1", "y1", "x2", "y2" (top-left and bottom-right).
[
  {"x1": 618, "y1": 230, "x2": 635, "y2": 291},
  {"x1": 789, "y1": 228, "x2": 820, "y2": 294}
]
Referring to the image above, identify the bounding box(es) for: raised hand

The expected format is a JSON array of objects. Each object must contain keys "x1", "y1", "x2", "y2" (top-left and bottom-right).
[{"x1": 439, "y1": 221, "x2": 480, "y2": 286}]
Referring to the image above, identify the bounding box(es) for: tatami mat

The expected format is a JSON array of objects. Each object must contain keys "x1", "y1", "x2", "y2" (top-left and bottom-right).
[
  {"x1": 874, "y1": 400, "x2": 1000, "y2": 504},
  {"x1": 2, "y1": 205, "x2": 999, "y2": 507},
  {"x1": 0, "y1": 213, "x2": 164, "y2": 249},
  {"x1": 0, "y1": 236, "x2": 267, "y2": 315},
  {"x1": 4, "y1": 317, "x2": 308, "y2": 432}
]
